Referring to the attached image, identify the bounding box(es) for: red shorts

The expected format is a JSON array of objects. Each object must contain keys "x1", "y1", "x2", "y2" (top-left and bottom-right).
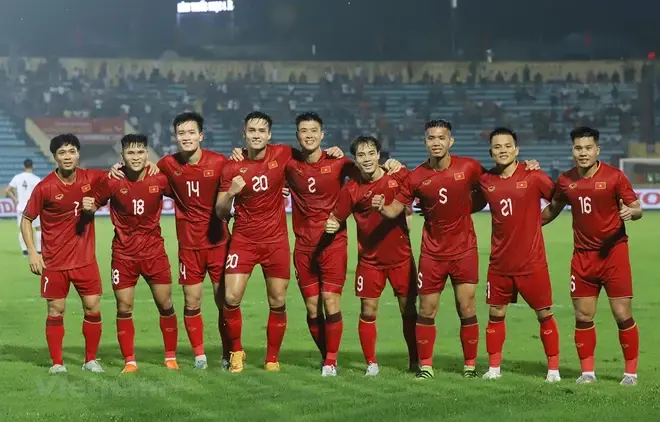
[
  {"x1": 570, "y1": 242, "x2": 632, "y2": 299},
  {"x1": 486, "y1": 266, "x2": 553, "y2": 310},
  {"x1": 417, "y1": 249, "x2": 479, "y2": 295},
  {"x1": 355, "y1": 258, "x2": 416, "y2": 299},
  {"x1": 111, "y1": 253, "x2": 172, "y2": 291},
  {"x1": 178, "y1": 244, "x2": 229, "y2": 285},
  {"x1": 226, "y1": 236, "x2": 290, "y2": 280},
  {"x1": 41, "y1": 262, "x2": 102, "y2": 299},
  {"x1": 294, "y1": 242, "x2": 348, "y2": 298}
]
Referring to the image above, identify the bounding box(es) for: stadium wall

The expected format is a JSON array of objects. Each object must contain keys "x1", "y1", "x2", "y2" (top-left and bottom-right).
[{"x1": 2, "y1": 189, "x2": 660, "y2": 218}]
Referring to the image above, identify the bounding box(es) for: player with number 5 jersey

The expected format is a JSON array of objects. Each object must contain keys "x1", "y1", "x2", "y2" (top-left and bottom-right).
[
  {"x1": 542, "y1": 126, "x2": 642, "y2": 386},
  {"x1": 21, "y1": 134, "x2": 107, "y2": 374},
  {"x1": 93, "y1": 135, "x2": 179, "y2": 373},
  {"x1": 477, "y1": 128, "x2": 560, "y2": 383},
  {"x1": 157, "y1": 112, "x2": 231, "y2": 370}
]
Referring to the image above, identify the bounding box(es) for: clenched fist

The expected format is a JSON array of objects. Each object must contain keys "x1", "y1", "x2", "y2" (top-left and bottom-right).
[
  {"x1": 82, "y1": 196, "x2": 96, "y2": 212},
  {"x1": 229, "y1": 175, "x2": 246, "y2": 195},
  {"x1": 325, "y1": 213, "x2": 340, "y2": 234},
  {"x1": 371, "y1": 194, "x2": 385, "y2": 211}
]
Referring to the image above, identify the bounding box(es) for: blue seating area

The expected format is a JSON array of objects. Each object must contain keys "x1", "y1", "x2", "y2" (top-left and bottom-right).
[{"x1": 0, "y1": 112, "x2": 51, "y2": 185}]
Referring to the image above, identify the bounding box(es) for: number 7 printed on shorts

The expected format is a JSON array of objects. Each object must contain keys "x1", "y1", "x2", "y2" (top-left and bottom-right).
[{"x1": 43, "y1": 276, "x2": 49, "y2": 293}]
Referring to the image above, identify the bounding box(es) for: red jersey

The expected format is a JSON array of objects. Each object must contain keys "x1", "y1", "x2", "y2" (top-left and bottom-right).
[
  {"x1": 95, "y1": 172, "x2": 171, "y2": 260},
  {"x1": 333, "y1": 169, "x2": 412, "y2": 267},
  {"x1": 220, "y1": 144, "x2": 292, "y2": 243},
  {"x1": 158, "y1": 150, "x2": 230, "y2": 250},
  {"x1": 479, "y1": 165, "x2": 554, "y2": 275},
  {"x1": 553, "y1": 162, "x2": 638, "y2": 251},
  {"x1": 395, "y1": 156, "x2": 484, "y2": 260},
  {"x1": 23, "y1": 168, "x2": 106, "y2": 271},
  {"x1": 286, "y1": 153, "x2": 355, "y2": 251}
]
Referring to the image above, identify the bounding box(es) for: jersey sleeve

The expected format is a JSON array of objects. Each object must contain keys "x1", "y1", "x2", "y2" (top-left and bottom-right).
[
  {"x1": 23, "y1": 183, "x2": 43, "y2": 221},
  {"x1": 94, "y1": 178, "x2": 112, "y2": 207},
  {"x1": 551, "y1": 177, "x2": 568, "y2": 203},
  {"x1": 157, "y1": 157, "x2": 167, "y2": 172},
  {"x1": 616, "y1": 170, "x2": 638, "y2": 205},
  {"x1": 158, "y1": 173, "x2": 173, "y2": 197},
  {"x1": 390, "y1": 167, "x2": 410, "y2": 185},
  {"x1": 332, "y1": 184, "x2": 354, "y2": 222},
  {"x1": 8, "y1": 175, "x2": 18, "y2": 189},
  {"x1": 219, "y1": 163, "x2": 234, "y2": 192},
  {"x1": 534, "y1": 171, "x2": 556, "y2": 201},
  {"x1": 394, "y1": 174, "x2": 415, "y2": 206}
]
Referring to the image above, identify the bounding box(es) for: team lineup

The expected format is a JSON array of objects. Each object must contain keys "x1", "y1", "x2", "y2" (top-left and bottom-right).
[{"x1": 14, "y1": 110, "x2": 643, "y2": 385}]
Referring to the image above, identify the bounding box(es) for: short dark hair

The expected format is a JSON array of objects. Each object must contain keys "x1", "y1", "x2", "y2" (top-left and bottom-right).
[
  {"x1": 23, "y1": 159, "x2": 33, "y2": 169},
  {"x1": 570, "y1": 126, "x2": 600, "y2": 144},
  {"x1": 172, "y1": 111, "x2": 204, "y2": 133},
  {"x1": 244, "y1": 111, "x2": 273, "y2": 131},
  {"x1": 121, "y1": 134, "x2": 148, "y2": 150},
  {"x1": 49, "y1": 134, "x2": 81, "y2": 154},
  {"x1": 489, "y1": 127, "x2": 518, "y2": 144},
  {"x1": 295, "y1": 112, "x2": 323, "y2": 129},
  {"x1": 425, "y1": 119, "x2": 452, "y2": 132},
  {"x1": 350, "y1": 135, "x2": 381, "y2": 156}
]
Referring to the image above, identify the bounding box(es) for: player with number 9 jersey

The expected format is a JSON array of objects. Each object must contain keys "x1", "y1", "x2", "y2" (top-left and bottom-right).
[
  {"x1": 23, "y1": 167, "x2": 106, "y2": 298},
  {"x1": 158, "y1": 150, "x2": 230, "y2": 285},
  {"x1": 95, "y1": 172, "x2": 173, "y2": 290},
  {"x1": 220, "y1": 143, "x2": 292, "y2": 279}
]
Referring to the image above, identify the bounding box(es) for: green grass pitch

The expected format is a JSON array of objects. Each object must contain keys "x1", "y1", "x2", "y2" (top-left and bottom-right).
[{"x1": 0, "y1": 212, "x2": 659, "y2": 421}]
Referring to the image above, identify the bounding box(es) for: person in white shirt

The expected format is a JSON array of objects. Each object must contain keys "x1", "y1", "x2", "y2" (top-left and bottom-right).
[{"x1": 5, "y1": 159, "x2": 42, "y2": 256}]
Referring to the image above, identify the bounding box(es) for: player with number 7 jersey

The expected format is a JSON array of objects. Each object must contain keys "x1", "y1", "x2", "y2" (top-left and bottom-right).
[{"x1": 157, "y1": 112, "x2": 232, "y2": 370}]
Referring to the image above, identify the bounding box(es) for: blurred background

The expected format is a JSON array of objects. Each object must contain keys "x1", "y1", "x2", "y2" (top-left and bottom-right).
[{"x1": 1, "y1": 0, "x2": 660, "y2": 206}]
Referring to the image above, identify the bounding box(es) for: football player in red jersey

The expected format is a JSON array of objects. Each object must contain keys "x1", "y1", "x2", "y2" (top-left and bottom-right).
[
  {"x1": 376, "y1": 119, "x2": 539, "y2": 379},
  {"x1": 477, "y1": 127, "x2": 560, "y2": 382},
  {"x1": 542, "y1": 126, "x2": 642, "y2": 385},
  {"x1": 87, "y1": 135, "x2": 179, "y2": 372},
  {"x1": 21, "y1": 134, "x2": 107, "y2": 374},
  {"x1": 326, "y1": 135, "x2": 418, "y2": 377}
]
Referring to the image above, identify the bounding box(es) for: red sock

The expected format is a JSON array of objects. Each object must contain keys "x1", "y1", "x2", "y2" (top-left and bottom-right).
[
  {"x1": 574, "y1": 320, "x2": 596, "y2": 373},
  {"x1": 82, "y1": 313, "x2": 102, "y2": 363},
  {"x1": 618, "y1": 318, "x2": 639, "y2": 375},
  {"x1": 539, "y1": 315, "x2": 560, "y2": 371},
  {"x1": 307, "y1": 315, "x2": 326, "y2": 358},
  {"x1": 159, "y1": 309, "x2": 178, "y2": 360},
  {"x1": 324, "y1": 313, "x2": 343, "y2": 366},
  {"x1": 402, "y1": 314, "x2": 417, "y2": 364},
  {"x1": 358, "y1": 315, "x2": 377, "y2": 364},
  {"x1": 416, "y1": 316, "x2": 436, "y2": 367},
  {"x1": 460, "y1": 316, "x2": 479, "y2": 367},
  {"x1": 184, "y1": 308, "x2": 205, "y2": 357},
  {"x1": 486, "y1": 316, "x2": 505, "y2": 368},
  {"x1": 46, "y1": 315, "x2": 64, "y2": 366},
  {"x1": 218, "y1": 306, "x2": 231, "y2": 360},
  {"x1": 266, "y1": 306, "x2": 287, "y2": 363},
  {"x1": 116, "y1": 313, "x2": 135, "y2": 364},
  {"x1": 223, "y1": 304, "x2": 243, "y2": 351}
]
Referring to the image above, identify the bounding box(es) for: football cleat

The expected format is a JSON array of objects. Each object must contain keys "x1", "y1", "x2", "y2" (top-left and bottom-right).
[
  {"x1": 365, "y1": 362, "x2": 380, "y2": 377},
  {"x1": 321, "y1": 365, "x2": 337, "y2": 377},
  {"x1": 221, "y1": 358, "x2": 230, "y2": 371},
  {"x1": 164, "y1": 359, "x2": 179, "y2": 370},
  {"x1": 121, "y1": 363, "x2": 138, "y2": 374},
  {"x1": 82, "y1": 360, "x2": 105, "y2": 373},
  {"x1": 620, "y1": 375, "x2": 637, "y2": 386},
  {"x1": 48, "y1": 364, "x2": 67, "y2": 374},
  {"x1": 463, "y1": 366, "x2": 478, "y2": 378},
  {"x1": 229, "y1": 350, "x2": 246, "y2": 373},
  {"x1": 545, "y1": 370, "x2": 561, "y2": 383},
  {"x1": 482, "y1": 369, "x2": 502, "y2": 380},
  {"x1": 575, "y1": 374, "x2": 597, "y2": 384},
  {"x1": 264, "y1": 362, "x2": 280, "y2": 372},
  {"x1": 414, "y1": 365, "x2": 435, "y2": 380}
]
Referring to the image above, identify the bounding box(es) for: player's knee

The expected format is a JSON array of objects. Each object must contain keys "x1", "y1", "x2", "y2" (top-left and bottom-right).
[
  {"x1": 418, "y1": 298, "x2": 439, "y2": 319},
  {"x1": 489, "y1": 305, "x2": 507, "y2": 318},
  {"x1": 535, "y1": 307, "x2": 553, "y2": 320},
  {"x1": 322, "y1": 292, "x2": 341, "y2": 314},
  {"x1": 360, "y1": 301, "x2": 378, "y2": 317},
  {"x1": 457, "y1": 300, "x2": 476, "y2": 318},
  {"x1": 267, "y1": 293, "x2": 286, "y2": 309},
  {"x1": 116, "y1": 301, "x2": 134, "y2": 314},
  {"x1": 155, "y1": 296, "x2": 173, "y2": 312},
  {"x1": 610, "y1": 301, "x2": 632, "y2": 323},
  {"x1": 47, "y1": 300, "x2": 65, "y2": 317},
  {"x1": 304, "y1": 298, "x2": 319, "y2": 318}
]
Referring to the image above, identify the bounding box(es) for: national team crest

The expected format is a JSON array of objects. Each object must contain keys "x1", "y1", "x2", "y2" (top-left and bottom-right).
[
  {"x1": 422, "y1": 179, "x2": 432, "y2": 186},
  {"x1": 268, "y1": 161, "x2": 278, "y2": 169},
  {"x1": 120, "y1": 188, "x2": 128, "y2": 194},
  {"x1": 388, "y1": 180, "x2": 398, "y2": 188},
  {"x1": 364, "y1": 190, "x2": 373, "y2": 199},
  {"x1": 203, "y1": 169, "x2": 214, "y2": 177},
  {"x1": 569, "y1": 183, "x2": 577, "y2": 189},
  {"x1": 454, "y1": 172, "x2": 465, "y2": 181},
  {"x1": 239, "y1": 167, "x2": 248, "y2": 174},
  {"x1": 174, "y1": 171, "x2": 182, "y2": 176},
  {"x1": 516, "y1": 181, "x2": 528, "y2": 189},
  {"x1": 149, "y1": 185, "x2": 159, "y2": 193},
  {"x1": 81, "y1": 184, "x2": 91, "y2": 192},
  {"x1": 595, "y1": 182, "x2": 607, "y2": 190},
  {"x1": 321, "y1": 166, "x2": 331, "y2": 174},
  {"x1": 487, "y1": 186, "x2": 496, "y2": 192},
  {"x1": 55, "y1": 193, "x2": 64, "y2": 200}
]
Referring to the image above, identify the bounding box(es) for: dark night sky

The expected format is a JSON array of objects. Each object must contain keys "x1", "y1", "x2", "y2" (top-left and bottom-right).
[{"x1": 0, "y1": 0, "x2": 657, "y2": 59}]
